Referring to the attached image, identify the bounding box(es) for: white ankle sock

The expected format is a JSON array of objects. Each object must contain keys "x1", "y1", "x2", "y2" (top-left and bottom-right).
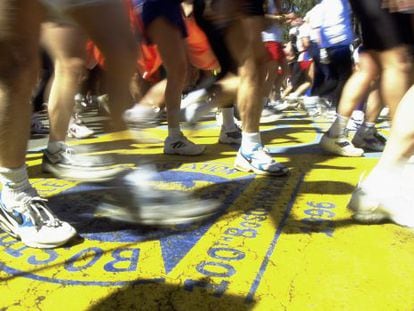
[
  {"x1": 221, "y1": 107, "x2": 236, "y2": 129},
  {"x1": 241, "y1": 132, "x2": 261, "y2": 152},
  {"x1": 168, "y1": 127, "x2": 182, "y2": 139},
  {"x1": 328, "y1": 114, "x2": 349, "y2": 138},
  {"x1": 0, "y1": 165, "x2": 31, "y2": 191},
  {"x1": 48, "y1": 141, "x2": 65, "y2": 154},
  {"x1": 0, "y1": 165, "x2": 35, "y2": 207}
]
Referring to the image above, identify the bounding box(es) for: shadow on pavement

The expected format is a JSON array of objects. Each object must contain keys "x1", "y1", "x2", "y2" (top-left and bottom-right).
[{"x1": 88, "y1": 281, "x2": 255, "y2": 311}]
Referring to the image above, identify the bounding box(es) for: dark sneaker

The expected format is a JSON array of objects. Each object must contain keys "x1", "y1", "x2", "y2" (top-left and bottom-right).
[
  {"x1": 352, "y1": 127, "x2": 387, "y2": 152},
  {"x1": 218, "y1": 125, "x2": 242, "y2": 145}
]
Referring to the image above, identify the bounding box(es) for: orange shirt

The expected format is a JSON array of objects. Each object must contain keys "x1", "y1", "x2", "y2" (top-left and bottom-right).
[{"x1": 86, "y1": 0, "x2": 219, "y2": 81}]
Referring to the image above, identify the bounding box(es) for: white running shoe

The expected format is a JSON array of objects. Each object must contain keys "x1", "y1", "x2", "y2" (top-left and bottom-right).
[
  {"x1": 164, "y1": 134, "x2": 206, "y2": 156},
  {"x1": 0, "y1": 190, "x2": 77, "y2": 248},
  {"x1": 346, "y1": 110, "x2": 364, "y2": 131},
  {"x1": 219, "y1": 125, "x2": 242, "y2": 145},
  {"x1": 348, "y1": 179, "x2": 414, "y2": 228},
  {"x1": 379, "y1": 107, "x2": 390, "y2": 119},
  {"x1": 215, "y1": 109, "x2": 240, "y2": 127},
  {"x1": 234, "y1": 144, "x2": 289, "y2": 176},
  {"x1": 181, "y1": 89, "x2": 209, "y2": 109},
  {"x1": 96, "y1": 169, "x2": 220, "y2": 226},
  {"x1": 182, "y1": 100, "x2": 215, "y2": 124},
  {"x1": 270, "y1": 100, "x2": 290, "y2": 112},
  {"x1": 181, "y1": 89, "x2": 214, "y2": 124},
  {"x1": 303, "y1": 96, "x2": 322, "y2": 117},
  {"x1": 67, "y1": 120, "x2": 94, "y2": 139},
  {"x1": 260, "y1": 102, "x2": 284, "y2": 124},
  {"x1": 42, "y1": 142, "x2": 127, "y2": 182},
  {"x1": 352, "y1": 127, "x2": 386, "y2": 152},
  {"x1": 123, "y1": 104, "x2": 161, "y2": 128},
  {"x1": 97, "y1": 94, "x2": 110, "y2": 115},
  {"x1": 74, "y1": 93, "x2": 88, "y2": 109},
  {"x1": 285, "y1": 94, "x2": 300, "y2": 102},
  {"x1": 320, "y1": 134, "x2": 364, "y2": 157}
]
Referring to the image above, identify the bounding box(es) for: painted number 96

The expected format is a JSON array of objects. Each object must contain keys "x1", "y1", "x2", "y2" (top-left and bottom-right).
[{"x1": 300, "y1": 201, "x2": 336, "y2": 237}]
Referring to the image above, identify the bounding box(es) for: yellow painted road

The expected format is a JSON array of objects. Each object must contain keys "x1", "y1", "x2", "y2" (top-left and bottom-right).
[{"x1": 1, "y1": 112, "x2": 414, "y2": 311}]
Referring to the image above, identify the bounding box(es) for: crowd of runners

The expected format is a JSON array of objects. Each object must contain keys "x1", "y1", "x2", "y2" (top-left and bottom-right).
[{"x1": 0, "y1": 0, "x2": 413, "y2": 249}]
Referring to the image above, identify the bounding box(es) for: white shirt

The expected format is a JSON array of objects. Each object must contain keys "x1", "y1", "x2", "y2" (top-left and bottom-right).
[
  {"x1": 297, "y1": 24, "x2": 312, "y2": 61},
  {"x1": 305, "y1": 3, "x2": 323, "y2": 43},
  {"x1": 319, "y1": 0, "x2": 353, "y2": 48}
]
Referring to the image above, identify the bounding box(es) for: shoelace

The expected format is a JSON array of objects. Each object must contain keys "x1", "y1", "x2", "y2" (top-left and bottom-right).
[
  {"x1": 251, "y1": 144, "x2": 271, "y2": 154},
  {"x1": 18, "y1": 196, "x2": 61, "y2": 229},
  {"x1": 260, "y1": 149, "x2": 273, "y2": 162},
  {"x1": 248, "y1": 146, "x2": 272, "y2": 160}
]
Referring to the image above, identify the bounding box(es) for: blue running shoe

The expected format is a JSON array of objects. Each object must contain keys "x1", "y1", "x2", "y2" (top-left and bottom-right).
[{"x1": 0, "y1": 191, "x2": 77, "y2": 248}]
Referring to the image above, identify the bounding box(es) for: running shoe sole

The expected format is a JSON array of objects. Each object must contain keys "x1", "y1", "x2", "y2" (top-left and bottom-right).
[
  {"x1": 96, "y1": 189, "x2": 220, "y2": 226},
  {"x1": 96, "y1": 201, "x2": 218, "y2": 226},
  {"x1": 42, "y1": 163, "x2": 128, "y2": 183}
]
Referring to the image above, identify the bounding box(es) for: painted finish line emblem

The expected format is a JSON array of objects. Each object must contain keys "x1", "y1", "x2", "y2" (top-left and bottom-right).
[{"x1": 0, "y1": 162, "x2": 291, "y2": 300}]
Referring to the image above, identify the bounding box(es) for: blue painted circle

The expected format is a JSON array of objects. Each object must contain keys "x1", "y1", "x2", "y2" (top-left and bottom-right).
[{"x1": 48, "y1": 170, "x2": 252, "y2": 243}]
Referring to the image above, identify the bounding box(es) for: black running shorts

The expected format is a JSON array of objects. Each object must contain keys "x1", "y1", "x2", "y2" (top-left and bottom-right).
[{"x1": 349, "y1": 0, "x2": 413, "y2": 51}]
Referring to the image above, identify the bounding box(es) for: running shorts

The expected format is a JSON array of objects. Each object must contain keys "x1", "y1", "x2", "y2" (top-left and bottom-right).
[
  {"x1": 264, "y1": 41, "x2": 286, "y2": 62},
  {"x1": 349, "y1": 0, "x2": 414, "y2": 51},
  {"x1": 139, "y1": 0, "x2": 187, "y2": 39},
  {"x1": 193, "y1": 0, "x2": 265, "y2": 78},
  {"x1": 298, "y1": 60, "x2": 312, "y2": 71},
  {"x1": 185, "y1": 16, "x2": 220, "y2": 71}
]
